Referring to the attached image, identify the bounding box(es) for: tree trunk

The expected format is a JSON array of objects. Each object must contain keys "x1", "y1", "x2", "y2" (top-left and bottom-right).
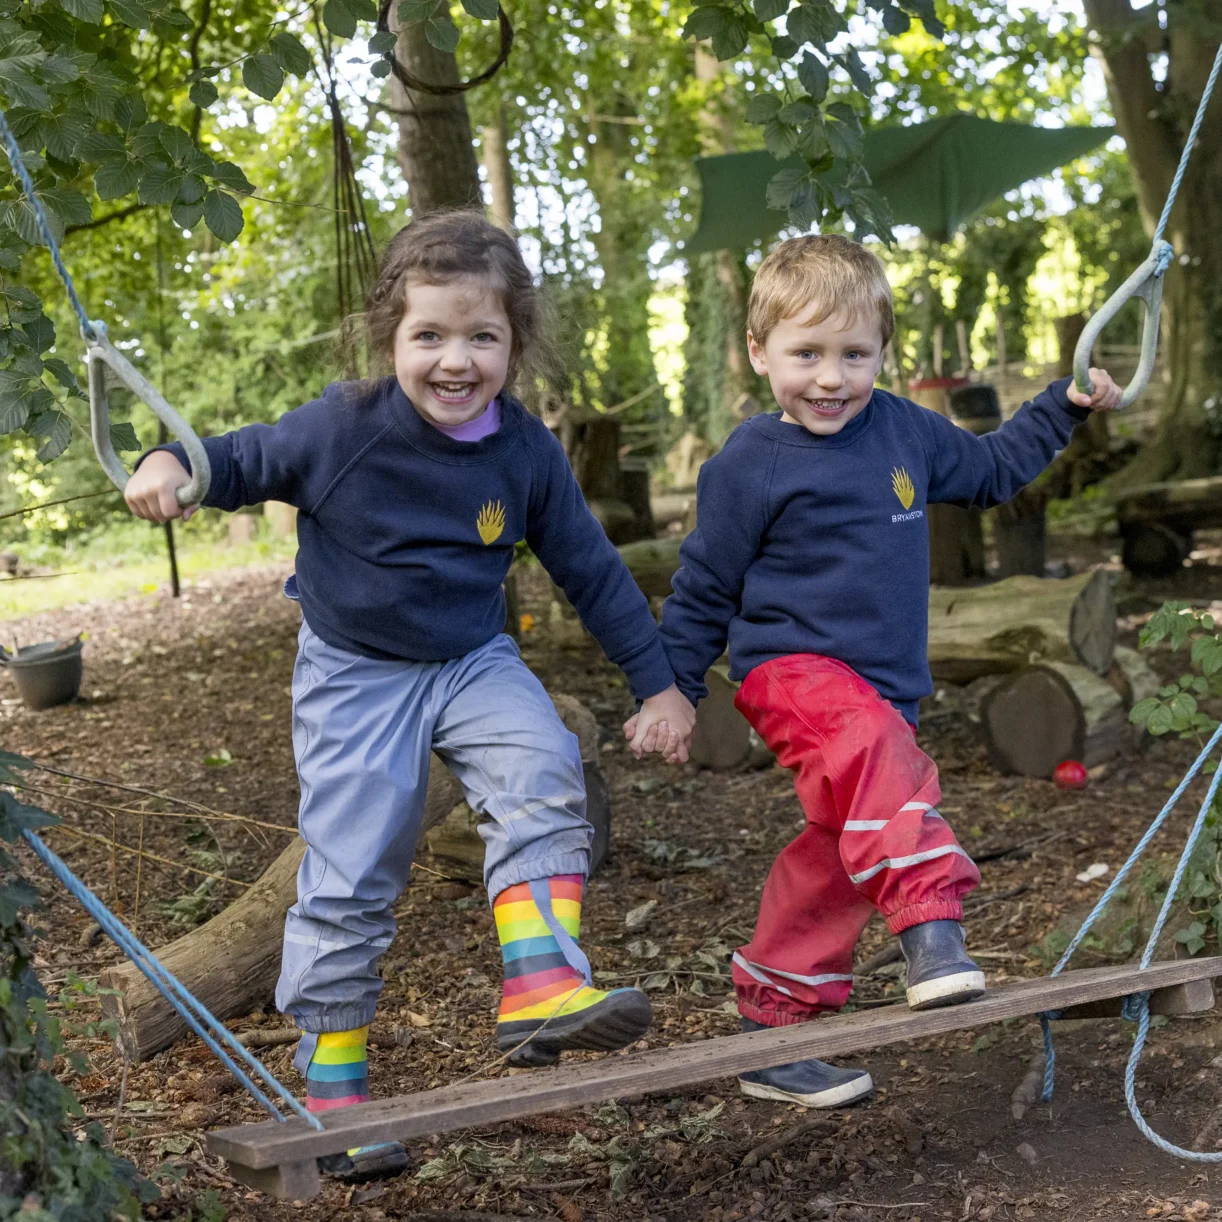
[
  {"x1": 1084, "y1": 0, "x2": 1222, "y2": 482},
  {"x1": 481, "y1": 102, "x2": 514, "y2": 232},
  {"x1": 927, "y1": 570, "x2": 1116, "y2": 682},
  {"x1": 982, "y1": 661, "x2": 1129, "y2": 778},
  {"x1": 390, "y1": 19, "x2": 482, "y2": 214},
  {"x1": 99, "y1": 694, "x2": 605, "y2": 1062}
]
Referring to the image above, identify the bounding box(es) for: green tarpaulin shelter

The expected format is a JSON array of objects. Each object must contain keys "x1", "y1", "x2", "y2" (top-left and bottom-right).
[{"x1": 688, "y1": 114, "x2": 1113, "y2": 250}]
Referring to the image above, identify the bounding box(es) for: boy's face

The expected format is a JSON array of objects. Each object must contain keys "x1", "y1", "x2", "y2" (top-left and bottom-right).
[{"x1": 747, "y1": 308, "x2": 885, "y2": 437}]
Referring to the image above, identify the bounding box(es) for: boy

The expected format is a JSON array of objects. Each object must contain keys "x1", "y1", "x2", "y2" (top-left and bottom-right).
[{"x1": 640, "y1": 234, "x2": 1120, "y2": 1109}]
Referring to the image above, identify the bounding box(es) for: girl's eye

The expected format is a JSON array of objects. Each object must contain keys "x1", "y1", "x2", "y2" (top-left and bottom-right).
[
  {"x1": 474, "y1": 331, "x2": 497, "y2": 343},
  {"x1": 415, "y1": 330, "x2": 439, "y2": 342}
]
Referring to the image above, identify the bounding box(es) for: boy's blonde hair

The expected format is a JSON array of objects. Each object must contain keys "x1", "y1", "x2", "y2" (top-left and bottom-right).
[{"x1": 748, "y1": 234, "x2": 895, "y2": 347}]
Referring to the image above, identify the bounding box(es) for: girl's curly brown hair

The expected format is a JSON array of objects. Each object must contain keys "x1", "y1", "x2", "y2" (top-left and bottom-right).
[{"x1": 362, "y1": 210, "x2": 546, "y2": 386}]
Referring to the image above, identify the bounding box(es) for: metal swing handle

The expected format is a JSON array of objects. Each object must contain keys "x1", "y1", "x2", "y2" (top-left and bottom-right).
[
  {"x1": 1073, "y1": 240, "x2": 1172, "y2": 411},
  {"x1": 86, "y1": 322, "x2": 211, "y2": 507}
]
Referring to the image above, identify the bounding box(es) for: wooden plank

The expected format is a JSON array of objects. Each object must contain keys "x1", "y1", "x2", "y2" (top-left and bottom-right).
[
  {"x1": 1056, "y1": 976, "x2": 1215, "y2": 1021},
  {"x1": 207, "y1": 957, "x2": 1222, "y2": 1172}
]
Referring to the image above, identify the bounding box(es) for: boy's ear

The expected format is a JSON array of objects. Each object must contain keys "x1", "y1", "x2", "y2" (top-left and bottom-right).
[{"x1": 746, "y1": 331, "x2": 769, "y2": 377}]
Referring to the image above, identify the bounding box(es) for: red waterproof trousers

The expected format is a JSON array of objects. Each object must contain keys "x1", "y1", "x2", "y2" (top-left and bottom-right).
[{"x1": 730, "y1": 653, "x2": 980, "y2": 1027}]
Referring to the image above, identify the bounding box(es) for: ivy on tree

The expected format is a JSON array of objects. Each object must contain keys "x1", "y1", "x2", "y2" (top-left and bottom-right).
[{"x1": 681, "y1": 0, "x2": 944, "y2": 237}]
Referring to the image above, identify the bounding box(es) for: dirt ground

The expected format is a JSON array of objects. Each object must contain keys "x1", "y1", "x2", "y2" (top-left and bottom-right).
[{"x1": 7, "y1": 533, "x2": 1222, "y2": 1222}]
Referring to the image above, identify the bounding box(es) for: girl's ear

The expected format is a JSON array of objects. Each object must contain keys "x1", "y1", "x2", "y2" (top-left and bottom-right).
[{"x1": 746, "y1": 332, "x2": 769, "y2": 377}]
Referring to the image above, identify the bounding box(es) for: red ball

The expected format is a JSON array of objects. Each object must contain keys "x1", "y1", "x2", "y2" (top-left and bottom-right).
[{"x1": 1053, "y1": 759, "x2": 1089, "y2": 790}]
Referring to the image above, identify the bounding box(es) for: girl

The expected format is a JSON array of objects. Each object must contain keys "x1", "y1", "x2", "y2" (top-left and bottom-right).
[{"x1": 125, "y1": 210, "x2": 695, "y2": 1179}]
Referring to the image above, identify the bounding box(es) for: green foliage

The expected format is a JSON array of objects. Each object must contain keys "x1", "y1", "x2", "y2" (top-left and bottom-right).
[
  {"x1": 1130, "y1": 601, "x2": 1222, "y2": 959},
  {"x1": 0, "y1": 767, "x2": 155, "y2": 1218},
  {"x1": 681, "y1": 0, "x2": 944, "y2": 238}
]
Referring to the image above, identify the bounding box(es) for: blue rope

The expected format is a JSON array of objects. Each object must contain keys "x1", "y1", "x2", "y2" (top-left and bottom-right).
[
  {"x1": 1152, "y1": 39, "x2": 1222, "y2": 246},
  {"x1": 0, "y1": 104, "x2": 98, "y2": 340},
  {"x1": 1037, "y1": 718, "x2": 1222, "y2": 1160},
  {"x1": 23, "y1": 829, "x2": 322, "y2": 1131}
]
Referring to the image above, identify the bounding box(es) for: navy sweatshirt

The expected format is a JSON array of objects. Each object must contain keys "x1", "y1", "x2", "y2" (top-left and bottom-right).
[
  {"x1": 659, "y1": 378, "x2": 1089, "y2": 724},
  {"x1": 155, "y1": 378, "x2": 675, "y2": 701}
]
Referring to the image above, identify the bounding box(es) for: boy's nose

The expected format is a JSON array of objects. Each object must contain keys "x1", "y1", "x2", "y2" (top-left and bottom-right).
[{"x1": 816, "y1": 365, "x2": 845, "y2": 389}]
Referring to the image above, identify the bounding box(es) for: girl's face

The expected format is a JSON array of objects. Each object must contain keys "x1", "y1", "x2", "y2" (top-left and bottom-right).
[{"x1": 393, "y1": 276, "x2": 513, "y2": 427}]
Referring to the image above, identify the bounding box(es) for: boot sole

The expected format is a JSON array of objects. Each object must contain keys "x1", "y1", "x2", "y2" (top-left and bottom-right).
[
  {"x1": 497, "y1": 990, "x2": 652, "y2": 1056},
  {"x1": 906, "y1": 969, "x2": 986, "y2": 1011},
  {"x1": 318, "y1": 1143, "x2": 410, "y2": 1182},
  {"x1": 739, "y1": 1071, "x2": 874, "y2": 1109}
]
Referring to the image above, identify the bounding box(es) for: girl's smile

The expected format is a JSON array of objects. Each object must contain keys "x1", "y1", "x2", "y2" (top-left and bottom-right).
[{"x1": 393, "y1": 277, "x2": 513, "y2": 428}]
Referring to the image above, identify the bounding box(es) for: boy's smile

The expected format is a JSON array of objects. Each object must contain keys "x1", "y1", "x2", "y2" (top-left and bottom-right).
[{"x1": 747, "y1": 309, "x2": 886, "y2": 437}]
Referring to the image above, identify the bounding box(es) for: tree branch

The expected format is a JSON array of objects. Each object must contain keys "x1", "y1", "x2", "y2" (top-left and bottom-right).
[
  {"x1": 1081, "y1": 0, "x2": 1181, "y2": 230},
  {"x1": 188, "y1": 0, "x2": 214, "y2": 143},
  {"x1": 66, "y1": 202, "x2": 150, "y2": 235}
]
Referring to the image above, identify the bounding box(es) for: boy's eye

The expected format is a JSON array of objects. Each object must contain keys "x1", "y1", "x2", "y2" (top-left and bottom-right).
[{"x1": 796, "y1": 349, "x2": 815, "y2": 360}]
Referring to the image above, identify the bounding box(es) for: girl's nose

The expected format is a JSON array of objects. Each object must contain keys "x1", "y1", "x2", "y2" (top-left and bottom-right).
[{"x1": 438, "y1": 343, "x2": 471, "y2": 372}]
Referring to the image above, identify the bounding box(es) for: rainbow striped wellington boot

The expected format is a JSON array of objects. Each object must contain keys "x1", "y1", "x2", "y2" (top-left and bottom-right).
[
  {"x1": 494, "y1": 874, "x2": 651, "y2": 1067},
  {"x1": 294, "y1": 1027, "x2": 410, "y2": 1181}
]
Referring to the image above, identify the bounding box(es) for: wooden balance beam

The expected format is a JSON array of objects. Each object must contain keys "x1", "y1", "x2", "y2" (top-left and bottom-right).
[{"x1": 207, "y1": 956, "x2": 1222, "y2": 1200}]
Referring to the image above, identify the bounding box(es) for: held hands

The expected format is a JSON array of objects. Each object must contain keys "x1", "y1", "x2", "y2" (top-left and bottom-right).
[
  {"x1": 1066, "y1": 367, "x2": 1122, "y2": 413},
  {"x1": 623, "y1": 684, "x2": 696, "y2": 765},
  {"x1": 124, "y1": 450, "x2": 198, "y2": 522}
]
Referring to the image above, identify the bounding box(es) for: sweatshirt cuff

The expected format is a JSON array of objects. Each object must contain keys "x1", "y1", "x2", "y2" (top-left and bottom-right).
[
  {"x1": 622, "y1": 638, "x2": 677, "y2": 703},
  {"x1": 1045, "y1": 376, "x2": 1091, "y2": 424},
  {"x1": 134, "y1": 441, "x2": 192, "y2": 473}
]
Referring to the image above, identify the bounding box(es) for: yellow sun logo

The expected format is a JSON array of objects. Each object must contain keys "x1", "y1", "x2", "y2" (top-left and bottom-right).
[
  {"x1": 476, "y1": 499, "x2": 506, "y2": 545},
  {"x1": 891, "y1": 467, "x2": 915, "y2": 511}
]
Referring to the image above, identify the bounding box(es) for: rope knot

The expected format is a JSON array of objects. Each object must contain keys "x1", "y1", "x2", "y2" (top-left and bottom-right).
[{"x1": 1153, "y1": 241, "x2": 1174, "y2": 277}]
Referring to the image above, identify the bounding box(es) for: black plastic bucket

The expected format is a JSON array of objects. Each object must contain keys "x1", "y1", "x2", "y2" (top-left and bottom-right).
[{"x1": 2, "y1": 636, "x2": 83, "y2": 710}]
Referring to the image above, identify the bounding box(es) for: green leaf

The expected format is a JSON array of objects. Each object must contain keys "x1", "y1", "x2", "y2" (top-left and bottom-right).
[
  {"x1": 94, "y1": 157, "x2": 138, "y2": 199},
  {"x1": 461, "y1": 0, "x2": 499, "y2": 17},
  {"x1": 369, "y1": 29, "x2": 397, "y2": 53},
  {"x1": 682, "y1": 6, "x2": 729, "y2": 40},
  {"x1": 765, "y1": 166, "x2": 806, "y2": 211},
  {"x1": 189, "y1": 79, "x2": 218, "y2": 108},
  {"x1": 114, "y1": 94, "x2": 147, "y2": 131},
  {"x1": 270, "y1": 31, "x2": 311, "y2": 76},
  {"x1": 177, "y1": 173, "x2": 207, "y2": 204},
  {"x1": 796, "y1": 117, "x2": 829, "y2": 160},
  {"x1": 399, "y1": 0, "x2": 439, "y2": 20},
  {"x1": 825, "y1": 101, "x2": 863, "y2": 159},
  {"x1": 745, "y1": 92, "x2": 781, "y2": 123},
  {"x1": 0, "y1": 370, "x2": 31, "y2": 433},
  {"x1": 710, "y1": 11, "x2": 750, "y2": 59},
  {"x1": 322, "y1": 0, "x2": 358, "y2": 37},
  {"x1": 1, "y1": 284, "x2": 43, "y2": 324},
  {"x1": 42, "y1": 356, "x2": 77, "y2": 391},
  {"x1": 788, "y1": 178, "x2": 819, "y2": 229},
  {"x1": 752, "y1": 0, "x2": 788, "y2": 18},
  {"x1": 159, "y1": 125, "x2": 196, "y2": 164},
  {"x1": 1148, "y1": 704, "x2": 1175, "y2": 736},
  {"x1": 108, "y1": 0, "x2": 154, "y2": 27},
  {"x1": 899, "y1": 0, "x2": 943, "y2": 37},
  {"x1": 21, "y1": 313, "x2": 54, "y2": 354},
  {"x1": 763, "y1": 117, "x2": 799, "y2": 159},
  {"x1": 770, "y1": 34, "x2": 798, "y2": 59},
  {"x1": 881, "y1": 1, "x2": 910, "y2": 34},
  {"x1": 40, "y1": 187, "x2": 90, "y2": 227},
  {"x1": 1129, "y1": 697, "x2": 1160, "y2": 726},
  {"x1": 76, "y1": 131, "x2": 126, "y2": 162},
  {"x1": 38, "y1": 52, "x2": 81, "y2": 85},
  {"x1": 9, "y1": 198, "x2": 61, "y2": 247},
  {"x1": 788, "y1": 1, "x2": 841, "y2": 47},
  {"x1": 170, "y1": 198, "x2": 204, "y2": 230},
  {"x1": 0, "y1": 64, "x2": 49, "y2": 110},
  {"x1": 371, "y1": 59, "x2": 391, "y2": 78},
  {"x1": 242, "y1": 53, "x2": 284, "y2": 100},
  {"x1": 837, "y1": 48, "x2": 873, "y2": 96},
  {"x1": 777, "y1": 100, "x2": 816, "y2": 126},
  {"x1": 60, "y1": 0, "x2": 104, "y2": 21},
  {"x1": 137, "y1": 162, "x2": 184, "y2": 205},
  {"x1": 28, "y1": 407, "x2": 71, "y2": 461},
  {"x1": 109, "y1": 420, "x2": 140, "y2": 451},
  {"x1": 202, "y1": 189, "x2": 243, "y2": 242},
  {"x1": 209, "y1": 160, "x2": 254, "y2": 195},
  {"x1": 797, "y1": 50, "x2": 829, "y2": 102},
  {"x1": 425, "y1": 12, "x2": 459, "y2": 51}
]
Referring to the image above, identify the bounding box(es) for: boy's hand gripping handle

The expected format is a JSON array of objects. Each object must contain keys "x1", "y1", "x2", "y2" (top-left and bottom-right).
[
  {"x1": 1073, "y1": 240, "x2": 1172, "y2": 411},
  {"x1": 86, "y1": 321, "x2": 211, "y2": 506}
]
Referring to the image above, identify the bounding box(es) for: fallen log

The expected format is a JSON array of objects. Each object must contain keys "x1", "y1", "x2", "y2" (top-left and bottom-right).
[
  {"x1": 100, "y1": 694, "x2": 605, "y2": 1062},
  {"x1": 927, "y1": 569, "x2": 1115, "y2": 683},
  {"x1": 1114, "y1": 475, "x2": 1222, "y2": 577},
  {"x1": 981, "y1": 660, "x2": 1129, "y2": 778},
  {"x1": 617, "y1": 536, "x2": 684, "y2": 600}
]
